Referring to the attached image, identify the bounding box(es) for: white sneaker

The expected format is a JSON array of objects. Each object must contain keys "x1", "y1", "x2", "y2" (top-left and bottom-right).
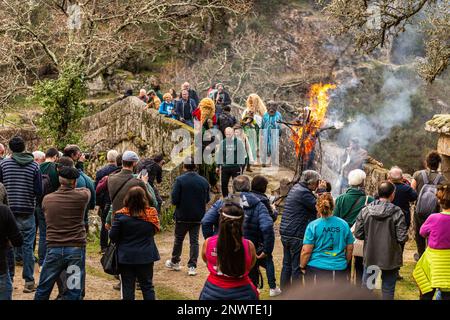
[
  {"x1": 269, "y1": 287, "x2": 282, "y2": 297},
  {"x1": 188, "y1": 267, "x2": 197, "y2": 276},
  {"x1": 165, "y1": 259, "x2": 181, "y2": 271}
]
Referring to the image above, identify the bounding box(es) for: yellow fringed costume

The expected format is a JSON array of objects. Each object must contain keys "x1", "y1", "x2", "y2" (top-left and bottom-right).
[{"x1": 198, "y1": 98, "x2": 216, "y2": 125}]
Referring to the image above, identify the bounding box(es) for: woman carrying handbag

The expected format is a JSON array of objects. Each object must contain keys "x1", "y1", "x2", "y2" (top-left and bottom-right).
[{"x1": 109, "y1": 186, "x2": 160, "y2": 300}]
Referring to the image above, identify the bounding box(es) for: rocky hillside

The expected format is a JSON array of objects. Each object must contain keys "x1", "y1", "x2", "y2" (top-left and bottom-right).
[{"x1": 3, "y1": 0, "x2": 448, "y2": 175}]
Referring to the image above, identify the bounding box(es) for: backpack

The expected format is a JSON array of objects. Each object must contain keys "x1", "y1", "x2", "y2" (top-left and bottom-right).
[
  {"x1": 218, "y1": 112, "x2": 236, "y2": 134},
  {"x1": 96, "y1": 175, "x2": 109, "y2": 207},
  {"x1": 416, "y1": 171, "x2": 442, "y2": 219},
  {"x1": 38, "y1": 174, "x2": 54, "y2": 205}
]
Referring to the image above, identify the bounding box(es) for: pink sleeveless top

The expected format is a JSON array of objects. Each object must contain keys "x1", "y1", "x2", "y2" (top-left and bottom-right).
[{"x1": 205, "y1": 235, "x2": 254, "y2": 290}]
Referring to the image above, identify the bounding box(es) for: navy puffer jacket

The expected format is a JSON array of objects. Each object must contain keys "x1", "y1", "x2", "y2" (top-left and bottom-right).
[
  {"x1": 201, "y1": 192, "x2": 274, "y2": 254},
  {"x1": 280, "y1": 182, "x2": 317, "y2": 240}
]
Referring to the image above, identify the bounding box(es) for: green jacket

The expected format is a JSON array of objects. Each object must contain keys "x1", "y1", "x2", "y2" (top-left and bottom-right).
[
  {"x1": 333, "y1": 187, "x2": 374, "y2": 226},
  {"x1": 40, "y1": 161, "x2": 60, "y2": 192}
]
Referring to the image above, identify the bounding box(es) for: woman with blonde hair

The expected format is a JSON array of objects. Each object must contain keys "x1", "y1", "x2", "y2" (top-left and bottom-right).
[
  {"x1": 242, "y1": 94, "x2": 266, "y2": 164},
  {"x1": 158, "y1": 93, "x2": 176, "y2": 119},
  {"x1": 300, "y1": 193, "x2": 354, "y2": 285},
  {"x1": 243, "y1": 94, "x2": 267, "y2": 127}
]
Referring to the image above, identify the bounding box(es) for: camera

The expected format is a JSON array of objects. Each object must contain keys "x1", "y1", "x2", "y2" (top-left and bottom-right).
[{"x1": 82, "y1": 152, "x2": 92, "y2": 161}]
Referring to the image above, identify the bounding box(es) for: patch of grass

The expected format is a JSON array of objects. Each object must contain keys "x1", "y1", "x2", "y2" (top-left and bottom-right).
[
  {"x1": 85, "y1": 264, "x2": 116, "y2": 281},
  {"x1": 396, "y1": 262, "x2": 419, "y2": 300},
  {"x1": 86, "y1": 237, "x2": 101, "y2": 256}
]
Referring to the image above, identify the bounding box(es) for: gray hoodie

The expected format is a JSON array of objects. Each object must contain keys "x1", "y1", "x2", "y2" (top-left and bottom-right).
[{"x1": 354, "y1": 199, "x2": 408, "y2": 270}]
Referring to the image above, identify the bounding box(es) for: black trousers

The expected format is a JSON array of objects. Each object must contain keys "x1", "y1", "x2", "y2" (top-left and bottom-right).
[
  {"x1": 220, "y1": 166, "x2": 241, "y2": 197},
  {"x1": 305, "y1": 266, "x2": 348, "y2": 286},
  {"x1": 171, "y1": 222, "x2": 201, "y2": 268},
  {"x1": 100, "y1": 204, "x2": 110, "y2": 250},
  {"x1": 119, "y1": 263, "x2": 155, "y2": 300},
  {"x1": 414, "y1": 212, "x2": 427, "y2": 258}
]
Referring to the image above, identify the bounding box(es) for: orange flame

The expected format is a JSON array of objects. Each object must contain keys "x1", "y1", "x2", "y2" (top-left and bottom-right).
[{"x1": 291, "y1": 83, "x2": 336, "y2": 158}]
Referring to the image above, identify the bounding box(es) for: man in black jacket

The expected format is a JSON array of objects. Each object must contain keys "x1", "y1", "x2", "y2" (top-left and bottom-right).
[
  {"x1": 175, "y1": 89, "x2": 197, "y2": 127},
  {"x1": 166, "y1": 160, "x2": 210, "y2": 276},
  {"x1": 94, "y1": 150, "x2": 119, "y2": 253},
  {"x1": 136, "y1": 154, "x2": 165, "y2": 213},
  {"x1": 250, "y1": 175, "x2": 281, "y2": 296},
  {"x1": 279, "y1": 170, "x2": 321, "y2": 290},
  {"x1": 212, "y1": 83, "x2": 231, "y2": 115},
  {"x1": 0, "y1": 205, "x2": 23, "y2": 300},
  {"x1": 180, "y1": 82, "x2": 200, "y2": 105}
]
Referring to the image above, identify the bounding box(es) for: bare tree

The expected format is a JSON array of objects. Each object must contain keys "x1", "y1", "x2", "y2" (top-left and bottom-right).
[
  {"x1": 320, "y1": 0, "x2": 450, "y2": 82},
  {"x1": 0, "y1": 0, "x2": 252, "y2": 109}
]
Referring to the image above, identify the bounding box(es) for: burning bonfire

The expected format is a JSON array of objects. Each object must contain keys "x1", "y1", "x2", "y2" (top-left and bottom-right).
[{"x1": 291, "y1": 83, "x2": 336, "y2": 170}]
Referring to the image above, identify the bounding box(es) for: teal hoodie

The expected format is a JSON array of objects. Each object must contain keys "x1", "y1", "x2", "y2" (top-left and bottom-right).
[{"x1": 12, "y1": 152, "x2": 34, "y2": 166}]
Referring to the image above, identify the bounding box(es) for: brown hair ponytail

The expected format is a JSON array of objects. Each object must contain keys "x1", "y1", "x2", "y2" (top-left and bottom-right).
[
  {"x1": 316, "y1": 193, "x2": 334, "y2": 218},
  {"x1": 216, "y1": 203, "x2": 245, "y2": 277}
]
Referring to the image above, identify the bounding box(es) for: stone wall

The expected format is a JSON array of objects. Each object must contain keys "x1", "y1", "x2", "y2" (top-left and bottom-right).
[
  {"x1": 0, "y1": 127, "x2": 41, "y2": 152},
  {"x1": 363, "y1": 163, "x2": 388, "y2": 196}
]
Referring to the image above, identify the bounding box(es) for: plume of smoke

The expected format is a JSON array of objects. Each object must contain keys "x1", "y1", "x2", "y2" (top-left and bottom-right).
[{"x1": 337, "y1": 70, "x2": 419, "y2": 149}]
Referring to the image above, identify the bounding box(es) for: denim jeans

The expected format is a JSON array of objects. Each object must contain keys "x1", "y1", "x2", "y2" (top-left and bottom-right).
[
  {"x1": 0, "y1": 272, "x2": 12, "y2": 300},
  {"x1": 15, "y1": 213, "x2": 36, "y2": 283},
  {"x1": 171, "y1": 222, "x2": 200, "y2": 268},
  {"x1": 362, "y1": 267, "x2": 398, "y2": 300},
  {"x1": 255, "y1": 254, "x2": 277, "y2": 289},
  {"x1": 36, "y1": 206, "x2": 47, "y2": 266},
  {"x1": 34, "y1": 247, "x2": 85, "y2": 300},
  {"x1": 6, "y1": 247, "x2": 15, "y2": 282},
  {"x1": 280, "y1": 236, "x2": 303, "y2": 290}
]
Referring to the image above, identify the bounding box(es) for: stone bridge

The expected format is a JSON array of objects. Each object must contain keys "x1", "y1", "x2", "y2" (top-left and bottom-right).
[{"x1": 80, "y1": 96, "x2": 194, "y2": 200}]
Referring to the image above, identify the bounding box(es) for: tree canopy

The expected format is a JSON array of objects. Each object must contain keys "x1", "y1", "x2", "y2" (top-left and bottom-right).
[{"x1": 321, "y1": 0, "x2": 450, "y2": 82}]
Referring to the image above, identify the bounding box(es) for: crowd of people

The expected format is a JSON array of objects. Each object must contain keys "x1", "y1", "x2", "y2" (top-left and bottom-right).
[{"x1": 0, "y1": 81, "x2": 449, "y2": 301}]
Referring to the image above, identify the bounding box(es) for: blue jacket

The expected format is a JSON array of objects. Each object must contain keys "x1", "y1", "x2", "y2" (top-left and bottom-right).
[
  {"x1": 251, "y1": 191, "x2": 278, "y2": 222},
  {"x1": 280, "y1": 182, "x2": 317, "y2": 240},
  {"x1": 158, "y1": 101, "x2": 176, "y2": 118},
  {"x1": 171, "y1": 171, "x2": 210, "y2": 223},
  {"x1": 201, "y1": 192, "x2": 274, "y2": 254},
  {"x1": 109, "y1": 214, "x2": 160, "y2": 265}
]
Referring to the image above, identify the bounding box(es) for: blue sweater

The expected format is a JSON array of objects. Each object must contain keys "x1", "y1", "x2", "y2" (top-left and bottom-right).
[
  {"x1": 0, "y1": 155, "x2": 42, "y2": 215},
  {"x1": 158, "y1": 101, "x2": 176, "y2": 118}
]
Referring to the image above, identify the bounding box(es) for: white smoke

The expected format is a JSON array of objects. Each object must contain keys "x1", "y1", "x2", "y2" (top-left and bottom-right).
[{"x1": 337, "y1": 70, "x2": 419, "y2": 149}]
